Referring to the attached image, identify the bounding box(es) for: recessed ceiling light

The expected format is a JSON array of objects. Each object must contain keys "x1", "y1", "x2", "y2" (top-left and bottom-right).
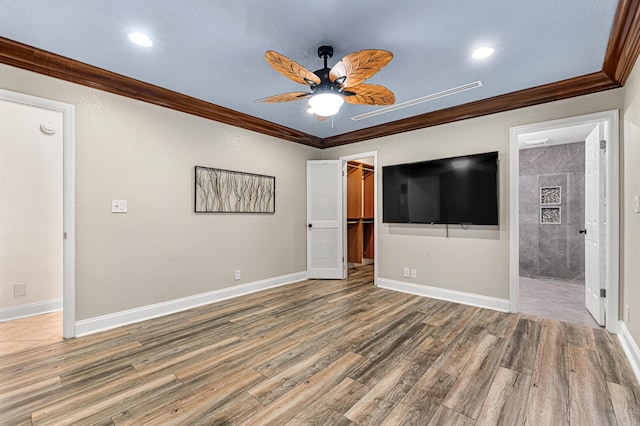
[
  {"x1": 128, "y1": 32, "x2": 153, "y2": 47},
  {"x1": 472, "y1": 46, "x2": 494, "y2": 59}
]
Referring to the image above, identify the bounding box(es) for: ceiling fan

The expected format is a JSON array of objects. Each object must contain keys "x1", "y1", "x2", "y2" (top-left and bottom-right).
[{"x1": 257, "y1": 45, "x2": 395, "y2": 119}]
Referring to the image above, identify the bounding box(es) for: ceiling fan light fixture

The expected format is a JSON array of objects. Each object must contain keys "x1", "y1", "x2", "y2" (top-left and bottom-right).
[
  {"x1": 472, "y1": 46, "x2": 494, "y2": 59},
  {"x1": 308, "y1": 92, "x2": 344, "y2": 117}
]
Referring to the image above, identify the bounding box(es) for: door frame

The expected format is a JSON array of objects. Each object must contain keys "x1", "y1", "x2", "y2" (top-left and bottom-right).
[
  {"x1": 340, "y1": 151, "x2": 378, "y2": 285},
  {"x1": 509, "y1": 110, "x2": 619, "y2": 333},
  {"x1": 0, "y1": 89, "x2": 76, "y2": 338}
]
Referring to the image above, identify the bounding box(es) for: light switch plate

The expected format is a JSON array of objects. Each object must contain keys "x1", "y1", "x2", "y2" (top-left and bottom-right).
[{"x1": 112, "y1": 200, "x2": 128, "y2": 213}]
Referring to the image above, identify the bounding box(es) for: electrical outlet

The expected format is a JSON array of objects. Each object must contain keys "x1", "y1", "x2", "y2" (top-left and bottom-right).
[
  {"x1": 403, "y1": 267, "x2": 410, "y2": 278},
  {"x1": 14, "y1": 283, "x2": 27, "y2": 297},
  {"x1": 410, "y1": 269, "x2": 417, "y2": 278},
  {"x1": 235, "y1": 270, "x2": 241, "y2": 280}
]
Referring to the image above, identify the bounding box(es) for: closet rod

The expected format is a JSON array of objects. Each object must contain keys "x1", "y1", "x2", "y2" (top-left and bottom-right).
[{"x1": 346, "y1": 162, "x2": 374, "y2": 172}]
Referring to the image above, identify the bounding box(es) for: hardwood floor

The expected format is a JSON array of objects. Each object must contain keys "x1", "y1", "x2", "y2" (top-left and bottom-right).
[
  {"x1": 0, "y1": 312, "x2": 62, "y2": 356},
  {"x1": 1, "y1": 266, "x2": 639, "y2": 425}
]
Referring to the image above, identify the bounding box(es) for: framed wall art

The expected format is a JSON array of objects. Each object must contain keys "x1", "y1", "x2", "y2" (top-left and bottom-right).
[{"x1": 194, "y1": 166, "x2": 275, "y2": 213}]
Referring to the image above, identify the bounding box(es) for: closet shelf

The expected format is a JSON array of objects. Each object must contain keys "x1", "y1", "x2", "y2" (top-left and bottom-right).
[{"x1": 347, "y1": 161, "x2": 375, "y2": 264}]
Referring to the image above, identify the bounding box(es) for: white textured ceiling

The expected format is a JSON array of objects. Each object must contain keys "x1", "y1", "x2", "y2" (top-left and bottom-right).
[{"x1": 0, "y1": 0, "x2": 619, "y2": 139}]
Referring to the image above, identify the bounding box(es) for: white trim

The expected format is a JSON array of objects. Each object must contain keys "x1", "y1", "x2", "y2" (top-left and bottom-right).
[
  {"x1": 617, "y1": 321, "x2": 640, "y2": 385},
  {"x1": 0, "y1": 299, "x2": 63, "y2": 322},
  {"x1": 509, "y1": 110, "x2": 620, "y2": 333},
  {"x1": 0, "y1": 89, "x2": 76, "y2": 338},
  {"x1": 377, "y1": 278, "x2": 510, "y2": 312},
  {"x1": 74, "y1": 271, "x2": 306, "y2": 337},
  {"x1": 339, "y1": 151, "x2": 378, "y2": 285}
]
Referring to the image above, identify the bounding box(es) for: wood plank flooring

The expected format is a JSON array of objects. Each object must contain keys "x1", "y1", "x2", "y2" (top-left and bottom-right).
[
  {"x1": 1, "y1": 265, "x2": 639, "y2": 425},
  {"x1": 0, "y1": 312, "x2": 62, "y2": 356}
]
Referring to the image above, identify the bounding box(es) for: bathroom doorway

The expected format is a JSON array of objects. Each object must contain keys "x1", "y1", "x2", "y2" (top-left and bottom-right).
[
  {"x1": 518, "y1": 136, "x2": 596, "y2": 327},
  {"x1": 509, "y1": 111, "x2": 619, "y2": 331}
]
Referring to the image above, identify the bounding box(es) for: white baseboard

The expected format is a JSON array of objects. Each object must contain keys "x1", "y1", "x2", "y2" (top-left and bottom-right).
[
  {"x1": 617, "y1": 321, "x2": 640, "y2": 384},
  {"x1": 75, "y1": 271, "x2": 307, "y2": 337},
  {"x1": 0, "y1": 298, "x2": 62, "y2": 322},
  {"x1": 377, "y1": 278, "x2": 510, "y2": 312}
]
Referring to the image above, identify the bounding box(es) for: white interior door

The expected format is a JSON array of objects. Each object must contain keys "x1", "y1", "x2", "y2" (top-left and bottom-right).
[
  {"x1": 307, "y1": 160, "x2": 345, "y2": 279},
  {"x1": 584, "y1": 124, "x2": 605, "y2": 325}
]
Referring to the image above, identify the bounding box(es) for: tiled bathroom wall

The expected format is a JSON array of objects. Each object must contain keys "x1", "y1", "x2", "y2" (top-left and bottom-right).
[{"x1": 519, "y1": 142, "x2": 585, "y2": 282}]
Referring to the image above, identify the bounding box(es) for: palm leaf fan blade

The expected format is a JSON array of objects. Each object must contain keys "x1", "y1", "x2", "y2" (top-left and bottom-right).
[
  {"x1": 256, "y1": 92, "x2": 311, "y2": 103},
  {"x1": 265, "y1": 51, "x2": 321, "y2": 86},
  {"x1": 343, "y1": 84, "x2": 395, "y2": 105},
  {"x1": 329, "y1": 49, "x2": 393, "y2": 87}
]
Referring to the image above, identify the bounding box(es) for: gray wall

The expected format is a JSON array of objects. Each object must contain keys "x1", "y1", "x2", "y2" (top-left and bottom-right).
[
  {"x1": 623, "y1": 51, "x2": 640, "y2": 347},
  {"x1": 519, "y1": 142, "x2": 585, "y2": 282},
  {"x1": 7, "y1": 60, "x2": 640, "y2": 345},
  {"x1": 0, "y1": 63, "x2": 318, "y2": 321},
  {"x1": 322, "y1": 89, "x2": 622, "y2": 301}
]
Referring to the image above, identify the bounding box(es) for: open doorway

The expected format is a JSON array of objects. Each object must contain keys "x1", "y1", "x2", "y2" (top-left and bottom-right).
[
  {"x1": 0, "y1": 89, "x2": 75, "y2": 339},
  {"x1": 518, "y1": 134, "x2": 596, "y2": 327},
  {"x1": 346, "y1": 158, "x2": 374, "y2": 268},
  {"x1": 305, "y1": 151, "x2": 378, "y2": 282},
  {"x1": 341, "y1": 152, "x2": 378, "y2": 282},
  {"x1": 509, "y1": 111, "x2": 619, "y2": 332}
]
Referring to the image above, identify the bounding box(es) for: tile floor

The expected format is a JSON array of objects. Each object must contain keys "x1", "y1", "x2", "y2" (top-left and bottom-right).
[
  {"x1": 0, "y1": 311, "x2": 63, "y2": 356},
  {"x1": 519, "y1": 276, "x2": 600, "y2": 328}
]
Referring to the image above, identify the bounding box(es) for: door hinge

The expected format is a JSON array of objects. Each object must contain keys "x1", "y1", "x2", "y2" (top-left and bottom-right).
[
  {"x1": 600, "y1": 140, "x2": 606, "y2": 150},
  {"x1": 63, "y1": 232, "x2": 67, "y2": 239},
  {"x1": 600, "y1": 288, "x2": 606, "y2": 298}
]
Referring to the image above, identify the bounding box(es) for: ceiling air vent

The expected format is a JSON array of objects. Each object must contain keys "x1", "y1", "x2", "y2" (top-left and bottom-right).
[{"x1": 351, "y1": 80, "x2": 483, "y2": 121}]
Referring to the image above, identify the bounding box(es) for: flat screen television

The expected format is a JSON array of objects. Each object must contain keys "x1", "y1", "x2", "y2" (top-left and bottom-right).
[{"x1": 382, "y1": 151, "x2": 499, "y2": 225}]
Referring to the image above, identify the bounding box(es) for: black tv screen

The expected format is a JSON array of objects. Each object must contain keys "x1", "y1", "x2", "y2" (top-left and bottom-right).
[{"x1": 383, "y1": 151, "x2": 499, "y2": 225}]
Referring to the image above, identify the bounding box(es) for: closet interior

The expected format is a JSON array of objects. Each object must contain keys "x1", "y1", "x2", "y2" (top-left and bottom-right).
[{"x1": 346, "y1": 160, "x2": 374, "y2": 268}]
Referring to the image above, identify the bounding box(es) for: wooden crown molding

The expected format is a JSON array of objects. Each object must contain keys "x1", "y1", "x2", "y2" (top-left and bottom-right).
[
  {"x1": 321, "y1": 0, "x2": 640, "y2": 147},
  {"x1": 319, "y1": 72, "x2": 619, "y2": 148},
  {"x1": 0, "y1": 37, "x2": 323, "y2": 148},
  {"x1": 0, "y1": 0, "x2": 639, "y2": 149},
  {"x1": 604, "y1": 0, "x2": 640, "y2": 84}
]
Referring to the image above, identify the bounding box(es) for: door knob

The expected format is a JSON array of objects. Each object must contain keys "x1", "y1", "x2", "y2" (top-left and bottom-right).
[
  {"x1": 308, "y1": 224, "x2": 313, "y2": 228},
  {"x1": 579, "y1": 228, "x2": 587, "y2": 234}
]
